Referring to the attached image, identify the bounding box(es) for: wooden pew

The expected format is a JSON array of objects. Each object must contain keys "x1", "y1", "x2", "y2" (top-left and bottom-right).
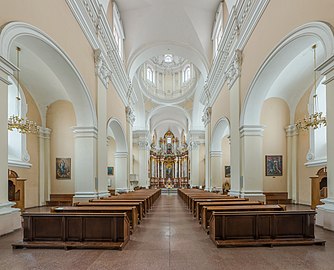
[
  {"x1": 76, "y1": 201, "x2": 144, "y2": 222},
  {"x1": 52, "y1": 206, "x2": 138, "y2": 231},
  {"x1": 192, "y1": 198, "x2": 248, "y2": 217},
  {"x1": 209, "y1": 210, "x2": 325, "y2": 247},
  {"x1": 196, "y1": 200, "x2": 263, "y2": 222},
  {"x1": 13, "y1": 212, "x2": 130, "y2": 250},
  {"x1": 202, "y1": 204, "x2": 286, "y2": 230}
]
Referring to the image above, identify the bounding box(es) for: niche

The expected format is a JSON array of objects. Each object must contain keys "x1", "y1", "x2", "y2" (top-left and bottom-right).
[
  {"x1": 310, "y1": 167, "x2": 327, "y2": 209},
  {"x1": 8, "y1": 169, "x2": 26, "y2": 211}
]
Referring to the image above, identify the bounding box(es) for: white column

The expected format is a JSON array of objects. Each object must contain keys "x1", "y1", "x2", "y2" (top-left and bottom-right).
[
  {"x1": 96, "y1": 74, "x2": 109, "y2": 196},
  {"x1": 189, "y1": 130, "x2": 204, "y2": 187},
  {"x1": 126, "y1": 106, "x2": 135, "y2": 191},
  {"x1": 137, "y1": 130, "x2": 149, "y2": 188},
  {"x1": 38, "y1": 127, "x2": 51, "y2": 205},
  {"x1": 229, "y1": 77, "x2": 241, "y2": 196},
  {"x1": 316, "y1": 56, "x2": 334, "y2": 230},
  {"x1": 114, "y1": 152, "x2": 129, "y2": 192},
  {"x1": 72, "y1": 126, "x2": 98, "y2": 202},
  {"x1": 0, "y1": 56, "x2": 21, "y2": 235},
  {"x1": 285, "y1": 125, "x2": 298, "y2": 203},
  {"x1": 240, "y1": 125, "x2": 265, "y2": 202},
  {"x1": 202, "y1": 107, "x2": 212, "y2": 191},
  {"x1": 210, "y1": 151, "x2": 223, "y2": 191}
]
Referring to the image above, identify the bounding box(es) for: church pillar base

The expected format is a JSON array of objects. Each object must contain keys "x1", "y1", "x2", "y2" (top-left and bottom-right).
[
  {"x1": 0, "y1": 202, "x2": 21, "y2": 236},
  {"x1": 316, "y1": 198, "x2": 334, "y2": 231},
  {"x1": 240, "y1": 191, "x2": 266, "y2": 203},
  {"x1": 73, "y1": 191, "x2": 110, "y2": 203}
]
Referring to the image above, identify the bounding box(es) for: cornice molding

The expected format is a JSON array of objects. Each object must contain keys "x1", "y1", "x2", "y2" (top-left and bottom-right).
[
  {"x1": 202, "y1": 0, "x2": 270, "y2": 107},
  {"x1": 66, "y1": 0, "x2": 137, "y2": 107},
  {"x1": 94, "y1": 48, "x2": 112, "y2": 88}
]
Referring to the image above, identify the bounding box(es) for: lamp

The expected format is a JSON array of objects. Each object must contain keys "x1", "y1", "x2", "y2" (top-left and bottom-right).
[
  {"x1": 8, "y1": 47, "x2": 39, "y2": 134},
  {"x1": 295, "y1": 44, "x2": 327, "y2": 130}
]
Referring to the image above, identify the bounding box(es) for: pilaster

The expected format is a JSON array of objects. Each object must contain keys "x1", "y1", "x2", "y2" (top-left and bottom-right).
[
  {"x1": 202, "y1": 107, "x2": 212, "y2": 191},
  {"x1": 285, "y1": 125, "x2": 298, "y2": 203}
]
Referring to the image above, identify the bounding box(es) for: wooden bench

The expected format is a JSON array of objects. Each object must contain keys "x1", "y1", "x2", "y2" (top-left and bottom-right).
[
  {"x1": 76, "y1": 201, "x2": 144, "y2": 222},
  {"x1": 45, "y1": 194, "x2": 73, "y2": 206},
  {"x1": 52, "y1": 206, "x2": 138, "y2": 231},
  {"x1": 209, "y1": 210, "x2": 325, "y2": 247},
  {"x1": 264, "y1": 192, "x2": 292, "y2": 204},
  {"x1": 202, "y1": 204, "x2": 286, "y2": 230},
  {"x1": 196, "y1": 201, "x2": 263, "y2": 222},
  {"x1": 192, "y1": 198, "x2": 248, "y2": 217},
  {"x1": 13, "y1": 212, "x2": 130, "y2": 250}
]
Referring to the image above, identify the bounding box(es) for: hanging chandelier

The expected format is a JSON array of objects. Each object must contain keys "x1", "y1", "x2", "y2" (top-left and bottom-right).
[
  {"x1": 8, "y1": 47, "x2": 39, "y2": 134},
  {"x1": 295, "y1": 44, "x2": 327, "y2": 130}
]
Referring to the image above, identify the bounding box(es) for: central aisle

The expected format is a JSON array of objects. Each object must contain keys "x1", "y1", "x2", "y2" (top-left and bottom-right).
[{"x1": 122, "y1": 193, "x2": 220, "y2": 270}]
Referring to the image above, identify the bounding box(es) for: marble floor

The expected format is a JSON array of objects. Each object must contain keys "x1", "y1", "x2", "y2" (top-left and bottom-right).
[{"x1": 1, "y1": 195, "x2": 334, "y2": 270}]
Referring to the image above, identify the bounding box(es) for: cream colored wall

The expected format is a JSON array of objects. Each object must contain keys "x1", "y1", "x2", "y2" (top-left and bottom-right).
[
  {"x1": 240, "y1": 0, "x2": 334, "y2": 106},
  {"x1": 295, "y1": 88, "x2": 322, "y2": 205},
  {"x1": 211, "y1": 84, "x2": 230, "y2": 134},
  {"x1": 47, "y1": 100, "x2": 76, "y2": 194},
  {"x1": 221, "y1": 136, "x2": 230, "y2": 185},
  {"x1": 0, "y1": 0, "x2": 96, "y2": 105},
  {"x1": 8, "y1": 86, "x2": 42, "y2": 208},
  {"x1": 107, "y1": 137, "x2": 116, "y2": 187},
  {"x1": 261, "y1": 98, "x2": 289, "y2": 192},
  {"x1": 107, "y1": 84, "x2": 126, "y2": 131},
  {"x1": 199, "y1": 144, "x2": 205, "y2": 187}
]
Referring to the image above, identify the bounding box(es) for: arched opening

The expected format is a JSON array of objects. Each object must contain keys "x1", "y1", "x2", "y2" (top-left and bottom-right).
[
  {"x1": 211, "y1": 117, "x2": 230, "y2": 192},
  {"x1": 107, "y1": 118, "x2": 128, "y2": 192}
]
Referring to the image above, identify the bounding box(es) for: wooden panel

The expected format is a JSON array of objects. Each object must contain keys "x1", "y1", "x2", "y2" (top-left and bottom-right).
[
  {"x1": 225, "y1": 215, "x2": 255, "y2": 239},
  {"x1": 83, "y1": 217, "x2": 112, "y2": 241},
  {"x1": 32, "y1": 216, "x2": 63, "y2": 241},
  {"x1": 66, "y1": 217, "x2": 82, "y2": 241}
]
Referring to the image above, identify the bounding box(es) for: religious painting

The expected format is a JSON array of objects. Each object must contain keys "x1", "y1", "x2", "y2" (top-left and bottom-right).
[
  {"x1": 56, "y1": 158, "x2": 71, "y2": 179},
  {"x1": 265, "y1": 155, "x2": 283, "y2": 176},
  {"x1": 225, "y1": 166, "x2": 231, "y2": 178},
  {"x1": 107, "y1": 166, "x2": 114, "y2": 175}
]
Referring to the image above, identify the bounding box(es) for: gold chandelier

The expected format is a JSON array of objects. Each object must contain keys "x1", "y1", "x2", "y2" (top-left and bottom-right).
[
  {"x1": 8, "y1": 47, "x2": 39, "y2": 134},
  {"x1": 295, "y1": 44, "x2": 327, "y2": 130}
]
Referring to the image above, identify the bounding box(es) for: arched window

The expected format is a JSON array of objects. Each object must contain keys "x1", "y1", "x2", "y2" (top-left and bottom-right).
[
  {"x1": 113, "y1": 2, "x2": 125, "y2": 59},
  {"x1": 183, "y1": 65, "x2": 191, "y2": 83},
  {"x1": 306, "y1": 77, "x2": 327, "y2": 166},
  {"x1": 8, "y1": 77, "x2": 31, "y2": 168},
  {"x1": 146, "y1": 66, "x2": 154, "y2": 83},
  {"x1": 212, "y1": 2, "x2": 224, "y2": 57}
]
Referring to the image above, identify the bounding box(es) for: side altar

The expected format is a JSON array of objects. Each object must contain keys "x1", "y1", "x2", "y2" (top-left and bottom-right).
[{"x1": 149, "y1": 129, "x2": 189, "y2": 188}]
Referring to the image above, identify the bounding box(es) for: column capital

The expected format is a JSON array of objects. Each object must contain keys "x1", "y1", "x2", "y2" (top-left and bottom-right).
[
  {"x1": 72, "y1": 126, "x2": 98, "y2": 139},
  {"x1": 239, "y1": 125, "x2": 265, "y2": 137},
  {"x1": 125, "y1": 106, "x2": 135, "y2": 126},
  {"x1": 285, "y1": 124, "x2": 298, "y2": 137},
  {"x1": 94, "y1": 49, "x2": 112, "y2": 88},
  {"x1": 202, "y1": 107, "x2": 212, "y2": 127},
  {"x1": 317, "y1": 55, "x2": 334, "y2": 84},
  {"x1": 0, "y1": 56, "x2": 17, "y2": 85},
  {"x1": 38, "y1": 127, "x2": 52, "y2": 139}
]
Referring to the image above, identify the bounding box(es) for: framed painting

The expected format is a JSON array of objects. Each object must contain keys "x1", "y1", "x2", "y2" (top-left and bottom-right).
[
  {"x1": 56, "y1": 158, "x2": 71, "y2": 179},
  {"x1": 265, "y1": 155, "x2": 282, "y2": 176},
  {"x1": 107, "y1": 166, "x2": 114, "y2": 175},
  {"x1": 225, "y1": 166, "x2": 231, "y2": 178}
]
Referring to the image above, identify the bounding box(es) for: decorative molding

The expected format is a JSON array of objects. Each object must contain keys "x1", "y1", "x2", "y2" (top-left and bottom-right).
[
  {"x1": 66, "y1": 0, "x2": 137, "y2": 107},
  {"x1": 94, "y1": 48, "x2": 112, "y2": 88},
  {"x1": 305, "y1": 158, "x2": 327, "y2": 167},
  {"x1": 8, "y1": 159, "x2": 32, "y2": 169},
  {"x1": 210, "y1": 150, "x2": 223, "y2": 158},
  {"x1": 72, "y1": 126, "x2": 98, "y2": 139},
  {"x1": 203, "y1": 0, "x2": 270, "y2": 107},
  {"x1": 225, "y1": 49, "x2": 242, "y2": 89},
  {"x1": 201, "y1": 107, "x2": 212, "y2": 127},
  {"x1": 114, "y1": 151, "x2": 128, "y2": 159},
  {"x1": 189, "y1": 141, "x2": 199, "y2": 151},
  {"x1": 239, "y1": 125, "x2": 265, "y2": 137},
  {"x1": 0, "y1": 55, "x2": 17, "y2": 85},
  {"x1": 125, "y1": 106, "x2": 135, "y2": 126}
]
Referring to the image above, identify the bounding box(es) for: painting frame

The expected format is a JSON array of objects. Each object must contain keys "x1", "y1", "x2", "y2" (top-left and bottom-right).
[
  {"x1": 225, "y1": 166, "x2": 231, "y2": 178},
  {"x1": 107, "y1": 166, "x2": 114, "y2": 176},
  {"x1": 56, "y1": 158, "x2": 71, "y2": 180},
  {"x1": 265, "y1": 155, "x2": 283, "y2": 176}
]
